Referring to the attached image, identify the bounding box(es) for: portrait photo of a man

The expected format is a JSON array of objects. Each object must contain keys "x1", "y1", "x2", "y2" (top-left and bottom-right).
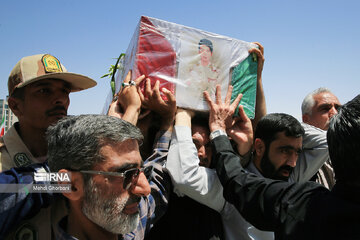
[
  {"x1": 177, "y1": 34, "x2": 231, "y2": 110},
  {"x1": 188, "y1": 39, "x2": 219, "y2": 96}
]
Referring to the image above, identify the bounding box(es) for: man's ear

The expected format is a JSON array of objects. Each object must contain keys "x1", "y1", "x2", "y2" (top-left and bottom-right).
[
  {"x1": 253, "y1": 138, "x2": 265, "y2": 170},
  {"x1": 7, "y1": 97, "x2": 23, "y2": 118},
  {"x1": 58, "y1": 169, "x2": 84, "y2": 201},
  {"x1": 254, "y1": 138, "x2": 265, "y2": 158},
  {"x1": 302, "y1": 114, "x2": 310, "y2": 124}
]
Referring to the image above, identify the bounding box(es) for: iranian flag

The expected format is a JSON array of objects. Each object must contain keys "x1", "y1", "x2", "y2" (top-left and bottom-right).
[{"x1": 0, "y1": 115, "x2": 5, "y2": 137}]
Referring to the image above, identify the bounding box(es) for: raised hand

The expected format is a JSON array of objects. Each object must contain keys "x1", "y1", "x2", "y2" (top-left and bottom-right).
[
  {"x1": 227, "y1": 105, "x2": 253, "y2": 155},
  {"x1": 139, "y1": 79, "x2": 177, "y2": 124},
  {"x1": 249, "y1": 42, "x2": 266, "y2": 129},
  {"x1": 249, "y1": 42, "x2": 264, "y2": 79},
  {"x1": 203, "y1": 84, "x2": 242, "y2": 132},
  {"x1": 107, "y1": 71, "x2": 145, "y2": 125},
  {"x1": 204, "y1": 84, "x2": 253, "y2": 155}
]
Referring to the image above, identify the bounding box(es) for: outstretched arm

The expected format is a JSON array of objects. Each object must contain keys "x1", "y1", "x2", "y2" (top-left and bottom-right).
[
  {"x1": 292, "y1": 123, "x2": 330, "y2": 184},
  {"x1": 165, "y1": 108, "x2": 226, "y2": 212},
  {"x1": 249, "y1": 42, "x2": 266, "y2": 130},
  {"x1": 129, "y1": 81, "x2": 177, "y2": 238},
  {"x1": 140, "y1": 79, "x2": 177, "y2": 167},
  {"x1": 204, "y1": 85, "x2": 327, "y2": 236}
]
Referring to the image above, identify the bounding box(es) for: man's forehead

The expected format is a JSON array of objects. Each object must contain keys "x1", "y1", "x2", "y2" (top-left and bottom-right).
[
  {"x1": 199, "y1": 45, "x2": 210, "y2": 50},
  {"x1": 28, "y1": 78, "x2": 71, "y2": 89},
  {"x1": 192, "y1": 126, "x2": 210, "y2": 142},
  {"x1": 96, "y1": 140, "x2": 142, "y2": 170},
  {"x1": 101, "y1": 139, "x2": 140, "y2": 153},
  {"x1": 272, "y1": 131, "x2": 302, "y2": 146},
  {"x1": 314, "y1": 92, "x2": 340, "y2": 105}
]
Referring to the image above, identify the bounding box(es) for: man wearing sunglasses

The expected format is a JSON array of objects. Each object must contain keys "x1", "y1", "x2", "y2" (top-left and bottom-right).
[
  {"x1": 47, "y1": 114, "x2": 169, "y2": 239},
  {"x1": 0, "y1": 114, "x2": 171, "y2": 239}
]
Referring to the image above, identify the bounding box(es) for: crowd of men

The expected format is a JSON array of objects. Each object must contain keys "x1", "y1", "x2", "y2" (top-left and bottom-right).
[{"x1": 0, "y1": 43, "x2": 359, "y2": 240}]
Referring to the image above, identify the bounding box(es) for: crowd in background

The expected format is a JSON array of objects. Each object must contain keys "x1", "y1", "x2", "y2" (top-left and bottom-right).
[{"x1": 0, "y1": 43, "x2": 359, "y2": 240}]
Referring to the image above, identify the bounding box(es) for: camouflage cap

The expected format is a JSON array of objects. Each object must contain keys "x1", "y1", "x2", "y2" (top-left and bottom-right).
[{"x1": 8, "y1": 54, "x2": 97, "y2": 95}]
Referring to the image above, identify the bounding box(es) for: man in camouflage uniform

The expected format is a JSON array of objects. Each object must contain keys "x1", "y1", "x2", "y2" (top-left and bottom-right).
[{"x1": 187, "y1": 39, "x2": 219, "y2": 102}]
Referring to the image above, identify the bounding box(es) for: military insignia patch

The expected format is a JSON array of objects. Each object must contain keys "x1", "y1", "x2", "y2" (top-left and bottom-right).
[
  {"x1": 42, "y1": 54, "x2": 63, "y2": 73},
  {"x1": 14, "y1": 153, "x2": 32, "y2": 167}
]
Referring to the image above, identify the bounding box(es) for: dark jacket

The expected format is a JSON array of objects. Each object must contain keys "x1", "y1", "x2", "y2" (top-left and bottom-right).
[
  {"x1": 145, "y1": 191, "x2": 224, "y2": 240},
  {"x1": 211, "y1": 135, "x2": 360, "y2": 240}
]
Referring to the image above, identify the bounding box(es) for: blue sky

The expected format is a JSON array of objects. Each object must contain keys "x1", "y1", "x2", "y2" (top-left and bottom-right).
[{"x1": 1, "y1": 0, "x2": 359, "y2": 120}]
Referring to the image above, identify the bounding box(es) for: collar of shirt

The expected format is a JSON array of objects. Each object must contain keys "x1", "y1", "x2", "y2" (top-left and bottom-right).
[
  {"x1": 245, "y1": 161, "x2": 264, "y2": 177},
  {"x1": 54, "y1": 216, "x2": 79, "y2": 240}
]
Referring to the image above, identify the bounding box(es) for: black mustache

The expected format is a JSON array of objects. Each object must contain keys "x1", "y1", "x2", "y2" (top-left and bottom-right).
[{"x1": 45, "y1": 106, "x2": 67, "y2": 116}]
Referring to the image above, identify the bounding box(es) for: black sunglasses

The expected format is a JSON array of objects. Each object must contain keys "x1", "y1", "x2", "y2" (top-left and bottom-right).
[{"x1": 77, "y1": 165, "x2": 153, "y2": 190}]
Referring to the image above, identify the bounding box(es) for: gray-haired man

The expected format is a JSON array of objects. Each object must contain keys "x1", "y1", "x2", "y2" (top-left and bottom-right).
[
  {"x1": 0, "y1": 114, "x2": 170, "y2": 239},
  {"x1": 47, "y1": 114, "x2": 167, "y2": 239},
  {"x1": 301, "y1": 87, "x2": 341, "y2": 189},
  {"x1": 302, "y1": 87, "x2": 341, "y2": 131}
]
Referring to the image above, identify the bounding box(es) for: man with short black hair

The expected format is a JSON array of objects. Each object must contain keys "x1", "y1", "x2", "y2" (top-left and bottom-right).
[
  {"x1": 166, "y1": 83, "x2": 329, "y2": 239},
  {"x1": 249, "y1": 113, "x2": 304, "y2": 181},
  {"x1": 207, "y1": 87, "x2": 360, "y2": 239}
]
